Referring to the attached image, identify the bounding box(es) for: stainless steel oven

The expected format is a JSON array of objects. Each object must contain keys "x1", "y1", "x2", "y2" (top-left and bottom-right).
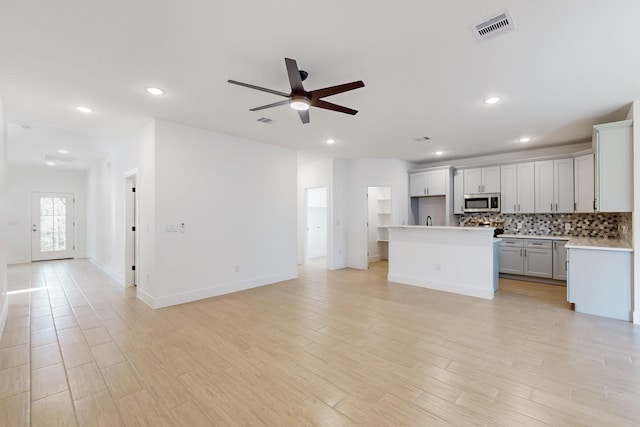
[{"x1": 463, "y1": 193, "x2": 500, "y2": 213}]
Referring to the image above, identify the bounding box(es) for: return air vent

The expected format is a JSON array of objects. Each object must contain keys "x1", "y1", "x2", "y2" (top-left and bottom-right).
[
  {"x1": 413, "y1": 136, "x2": 431, "y2": 142},
  {"x1": 472, "y1": 10, "x2": 515, "y2": 42},
  {"x1": 257, "y1": 117, "x2": 274, "y2": 124}
]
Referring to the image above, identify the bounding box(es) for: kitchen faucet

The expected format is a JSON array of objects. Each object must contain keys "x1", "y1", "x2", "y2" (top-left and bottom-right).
[{"x1": 426, "y1": 216, "x2": 432, "y2": 226}]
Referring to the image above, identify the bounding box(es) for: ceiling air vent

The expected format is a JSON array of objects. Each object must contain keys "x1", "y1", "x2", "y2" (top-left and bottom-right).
[
  {"x1": 413, "y1": 136, "x2": 431, "y2": 142},
  {"x1": 472, "y1": 10, "x2": 515, "y2": 42},
  {"x1": 257, "y1": 117, "x2": 274, "y2": 124}
]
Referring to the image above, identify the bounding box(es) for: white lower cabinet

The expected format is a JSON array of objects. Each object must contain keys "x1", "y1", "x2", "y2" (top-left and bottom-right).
[
  {"x1": 499, "y1": 238, "x2": 563, "y2": 280},
  {"x1": 553, "y1": 240, "x2": 568, "y2": 280},
  {"x1": 567, "y1": 247, "x2": 631, "y2": 321}
]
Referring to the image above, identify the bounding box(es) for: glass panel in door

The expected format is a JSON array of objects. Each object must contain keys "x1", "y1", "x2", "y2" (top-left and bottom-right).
[{"x1": 32, "y1": 192, "x2": 74, "y2": 261}]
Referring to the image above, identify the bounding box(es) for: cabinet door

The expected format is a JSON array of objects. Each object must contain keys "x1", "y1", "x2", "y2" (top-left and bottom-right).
[
  {"x1": 553, "y1": 241, "x2": 568, "y2": 280},
  {"x1": 500, "y1": 165, "x2": 517, "y2": 214},
  {"x1": 594, "y1": 122, "x2": 632, "y2": 212},
  {"x1": 425, "y1": 169, "x2": 446, "y2": 196},
  {"x1": 409, "y1": 173, "x2": 426, "y2": 197},
  {"x1": 517, "y1": 162, "x2": 535, "y2": 213},
  {"x1": 463, "y1": 168, "x2": 482, "y2": 194},
  {"x1": 482, "y1": 166, "x2": 501, "y2": 193},
  {"x1": 574, "y1": 153, "x2": 594, "y2": 213},
  {"x1": 453, "y1": 170, "x2": 464, "y2": 214},
  {"x1": 554, "y1": 158, "x2": 574, "y2": 213},
  {"x1": 534, "y1": 160, "x2": 554, "y2": 213},
  {"x1": 499, "y1": 247, "x2": 524, "y2": 274},
  {"x1": 524, "y1": 248, "x2": 553, "y2": 278}
]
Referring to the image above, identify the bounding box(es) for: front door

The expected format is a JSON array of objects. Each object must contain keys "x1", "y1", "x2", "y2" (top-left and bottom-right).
[{"x1": 31, "y1": 192, "x2": 75, "y2": 261}]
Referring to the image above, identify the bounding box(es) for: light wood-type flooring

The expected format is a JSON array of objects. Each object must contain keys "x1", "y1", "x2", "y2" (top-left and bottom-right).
[{"x1": 1, "y1": 259, "x2": 640, "y2": 426}]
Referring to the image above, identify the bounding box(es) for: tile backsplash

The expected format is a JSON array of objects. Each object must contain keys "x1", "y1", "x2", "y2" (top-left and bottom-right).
[{"x1": 458, "y1": 212, "x2": 631, "y2": 241}]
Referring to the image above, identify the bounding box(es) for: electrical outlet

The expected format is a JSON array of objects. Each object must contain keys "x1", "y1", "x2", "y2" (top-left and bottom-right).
[
  {"x1": 517, "y1": 222, "x2": 523, "y2": 230},
  {"x1": 565, "y1": 223, "x2": 571, "y2": 231},
  {"x1": 234, "y1": 265, "x2": 239, "y2": 273},
  {"x1": 436, "y1": 263, "x2": 441, "y2": 272}
]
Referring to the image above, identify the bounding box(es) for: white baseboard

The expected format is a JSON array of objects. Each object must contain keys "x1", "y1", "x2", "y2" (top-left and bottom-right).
[
  {"x1": 387, "y1": 273, "x2": 495, "y2": 300},
  {"x1": 368, "y1": 255, "x2": 381, "y2": 263},
  {"x1": 88, "y1": 258, "x2": 125, "y2": 287},
  {"x1": 138, "y1": 270, "x2": 299, "y2": 309}
]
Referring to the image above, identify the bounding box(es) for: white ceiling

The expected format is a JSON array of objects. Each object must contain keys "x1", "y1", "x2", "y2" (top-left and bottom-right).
[{"x1": 1, "y1": 1, "x2": 639, "y2": 169}]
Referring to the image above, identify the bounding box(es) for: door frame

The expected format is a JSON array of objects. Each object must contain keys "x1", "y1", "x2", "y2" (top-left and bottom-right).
[
  {"x1": 304, "y1": 186, "x2": 329, "y2": 267},
  {"x1": 124, "y1": 169, "x2": 138, "y2": 287},
  {"x1": 31, "y1": 192, "x2": 75, "y2": 261}
]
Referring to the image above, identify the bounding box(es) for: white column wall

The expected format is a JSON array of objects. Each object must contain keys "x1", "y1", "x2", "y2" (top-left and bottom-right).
[
  {"x1": 346, "y1": 159, "x2": 411, "y2": 269},
  {"x1": 149, "y1": 120, "x2": 297, "y2": 308},
  {"x1": 632, "y1": 100, "x2": 639, "y2": 324},
  {"x1": 6, "y1": 166, "x2": 87, "y2": 264},
  {"x1": 0, "y1": 99, "x2": 8, "y2": 338},
  {"x1": 86, "y1": 125, "x2": 144, "y2": 284}
]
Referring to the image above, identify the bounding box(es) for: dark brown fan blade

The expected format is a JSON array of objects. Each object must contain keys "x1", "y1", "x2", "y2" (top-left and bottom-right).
[
  {"x1": 298, "y1": 109, "x2": 310, "y2": 124},
  {"x1": 312, "y1": 99, "x2": 358, "y2": 115},
  {"x1": 310, "y1": 81, "x2": 365, "y2": 100},
  {"x1": 249, "y1": 100, "x2": 290, "y2": 111},
  {"x1": 285, "y1": 58, "x2": 305, "y2": 93},
  {"x1": 228, "y1": 80, "x2": 290, "y2": 97}
]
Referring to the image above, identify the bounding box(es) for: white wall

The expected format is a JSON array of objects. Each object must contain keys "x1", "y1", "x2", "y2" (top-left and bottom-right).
[
  {"x1": 331, "y1": 159, "x2": 348, "y2": 269},
  {"x1": 632, "y1": 100, "x2": 639, "y2": 324},
  {"x1": 6, "y1": 165, "x2": 87, "y2": 264},
  {"x1": 86, "y1": 126, "x2": 143, "y2": 284},
  {"x1": 150, "y1": 120, "x2": 297, "y2": 308},
  {"x1": 417, "y1": 141, "x2": 592, "y2": 169},
  {"x1": 0, "y1": 99, "x2": 8, "y2": 338},
  {"x1": 346, "y1": 159, "x2": 411, "y2": 269}
]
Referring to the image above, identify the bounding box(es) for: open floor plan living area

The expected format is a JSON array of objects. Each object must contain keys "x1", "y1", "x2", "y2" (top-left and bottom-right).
[{"x1": 1, "y1": 1, "x2": 640, "y2": 425}]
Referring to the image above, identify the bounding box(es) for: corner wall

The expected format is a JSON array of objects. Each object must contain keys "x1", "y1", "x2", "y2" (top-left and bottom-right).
[
  {"x1": 149, "y1": 120, "x2": 298, "y2": 307},
  {"x1": 0, "y1": 99, "x2": 7, "y2": 338},
  {"x1": 632, "y1": 100, "x2": 639, "y2": 324}
]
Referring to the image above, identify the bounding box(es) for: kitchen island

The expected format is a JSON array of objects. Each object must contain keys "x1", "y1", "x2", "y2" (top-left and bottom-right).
[{"x1": 387, "y1": 226, "x2": 499, "y2": 300}]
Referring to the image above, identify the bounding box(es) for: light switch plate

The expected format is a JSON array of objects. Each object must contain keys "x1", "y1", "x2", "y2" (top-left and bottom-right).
[
  {"x1": 565, "y1": 223, "x2": 571, "y2": 231},
  {"x1": 517, "y1": 222, "x2": 523, "y2": 229}
]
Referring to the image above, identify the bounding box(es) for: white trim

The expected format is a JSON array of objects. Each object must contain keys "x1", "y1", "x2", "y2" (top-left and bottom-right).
[
  {"x1": 388, "y1": 273, "x2": 495, "y2": 300},
  {"x1": 0, "y1": 297, "x2": 8, "y2": 344},
  {"x1": 139, "y1": 270, "x2": 298, "y2": 309},
  {"x1": 634, "y1": 311, "x2": 640, "y2": 325},
  {"x1": 88, "y1": 258, "x2": 125, "y2": 286}
]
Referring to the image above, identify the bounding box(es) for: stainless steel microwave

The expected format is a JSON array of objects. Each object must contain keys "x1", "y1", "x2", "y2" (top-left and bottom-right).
[{"x1": 463, "y1": 193, "x2": 501, "y2": 213}]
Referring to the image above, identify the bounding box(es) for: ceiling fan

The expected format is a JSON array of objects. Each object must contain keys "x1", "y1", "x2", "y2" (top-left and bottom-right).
[{"x1": 228, "y1": 58, "x2": 365, "y2": 124}]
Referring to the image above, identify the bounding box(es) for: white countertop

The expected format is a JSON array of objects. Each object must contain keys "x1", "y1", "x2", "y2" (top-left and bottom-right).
[
  {"x1": 388, "y1": 225, "x2": 494, "y2": 232},
  {"x1": 500, "y1": 234, "x2": 570, "y2": 240},
  {"x1": 565, "y1": 237, "x2": 633, "y2": 252}
]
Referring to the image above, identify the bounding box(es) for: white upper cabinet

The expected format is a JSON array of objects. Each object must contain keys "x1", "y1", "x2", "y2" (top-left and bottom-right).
[
  {"x1": 463, "y1": 166, "x2": 500, "y2": 194},
  {"x1": 593, "y1": 120, "x2": 633, "y2": 212},
  {"x1": 500, "y1": 164, "x2": 517, "y2": 214},
  {"x1": 501, "y1": 162, "x2": 535, "y2": 214},
  {"x1": 535, "y1": 158, "x2": 574, "y2": 213},
  {"x1": 554, "y1": 158, "x2": 574, "y2": 213},
  {"x1": 535, "y1": 160, "x2": 554, "y2": 213},
  {"x1": 517, "y1": 162, "x2": 535, "y2": 213},
  {"x1": 409, "y1": 169, "x2": 447, "y2": 197},
  {"x1": 409, "y1": 172, "x2": 427, "y2": 197},
  {"x1": 453, "y1": 169, "x2": 464, "y2": 214},
  {"x1": 574, "y1": 153, "x2": 594, "y2": 213}
]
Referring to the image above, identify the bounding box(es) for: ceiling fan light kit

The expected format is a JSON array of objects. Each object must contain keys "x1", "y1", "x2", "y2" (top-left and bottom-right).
[{"x1": 228, "y1": 57, "x2": 364, "y2": 124}]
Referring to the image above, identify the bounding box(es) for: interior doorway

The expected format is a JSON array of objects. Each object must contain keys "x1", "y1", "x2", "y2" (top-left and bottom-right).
[
  {"x1": 305, "y1": 187, "x2": 328, "y2": 266},
  {"x1": 124, "y1": 171, "x2": 138, "y2": 287},
  {"x1": 31, "y1": 192, "x2": 75, "y2": 261},
  {"x1": 367, "y1": 186, "x2": 391, "y2": 266}
]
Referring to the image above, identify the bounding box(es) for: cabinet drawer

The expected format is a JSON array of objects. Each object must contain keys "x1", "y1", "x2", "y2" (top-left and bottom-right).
[
  {"x1": 499, "y1": 238, "x2": 523, "y2": 247},
  {"x1": 525, "y1": 239, "x2": 552, "y2": 249}
]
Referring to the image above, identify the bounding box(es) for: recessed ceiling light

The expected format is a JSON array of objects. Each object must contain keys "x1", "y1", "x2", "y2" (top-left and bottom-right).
[
  {"x1": 519, "y1": 137, "x2": 531, "y2": 143},
  {"x1": 46, "y1": 161, "x2": 55, "y2": 166},
  {"x1": 484, "y1": 97, "x2": 501, "y2": 104},
  {"x1": 326, "y1": 139, "x2": 335, "y2": 145},
  {"x1": 76, "y1": 106, "x2": 92, "y2": 113},
  {"x1": 57, "y1": 149, "x2": 69, "y2": 154},
  {"x1": 435, "y1": 151, "x2": 444, "y2": 156},
  {"x1": 145, "y1": 87, "x2": 165, "y2": 96}
]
